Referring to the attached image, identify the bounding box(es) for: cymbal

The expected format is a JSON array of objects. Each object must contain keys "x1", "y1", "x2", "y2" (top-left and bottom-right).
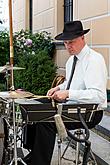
[
  {"x1": 0, "y1": 66, "x2": 25, "y2": 73},
  {"x1": 0, "y1": 91, "x2": 34, "y2": 99}
]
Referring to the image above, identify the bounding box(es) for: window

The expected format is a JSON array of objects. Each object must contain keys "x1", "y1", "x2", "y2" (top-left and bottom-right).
[{"x1": 64, "y1": 0, "x2": 73, "y2": 22}]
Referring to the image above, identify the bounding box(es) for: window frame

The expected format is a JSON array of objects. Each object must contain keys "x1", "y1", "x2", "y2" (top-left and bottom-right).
[{"x1": 64, "y1": 0, "x2": 73, "y2": 23}]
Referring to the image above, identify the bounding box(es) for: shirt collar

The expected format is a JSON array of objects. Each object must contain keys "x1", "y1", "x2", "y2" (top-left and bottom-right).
[{"x1": 76, "y1": 44, "x2": 90, "y2": 61}]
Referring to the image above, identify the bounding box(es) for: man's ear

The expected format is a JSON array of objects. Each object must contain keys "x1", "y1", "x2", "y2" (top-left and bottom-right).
[{"x1": 81, "y1": 35, "x2": 84, "y2": 40}]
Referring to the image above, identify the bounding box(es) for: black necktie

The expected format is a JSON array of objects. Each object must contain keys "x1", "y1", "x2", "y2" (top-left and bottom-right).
[{"x1": 66, "y1": 56, "x2": 78, "y2": 90}]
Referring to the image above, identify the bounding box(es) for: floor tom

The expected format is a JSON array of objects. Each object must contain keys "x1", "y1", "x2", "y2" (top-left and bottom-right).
[{"x1": 0, "y1": 117, "x2": 8, "y2": 164}]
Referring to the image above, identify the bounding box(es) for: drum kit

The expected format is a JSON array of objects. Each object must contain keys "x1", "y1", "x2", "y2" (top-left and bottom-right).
[
  {"x1": 0, "y1": 63, "x2": 34, "y2": 165},
  {"x1": 0, "y1": 1, "x2": 36, "y2": 164}
]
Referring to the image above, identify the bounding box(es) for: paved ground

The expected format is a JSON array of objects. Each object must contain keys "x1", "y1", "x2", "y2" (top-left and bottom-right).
[
  {"x1": 51, "y1": 138, "x2": 75, "y2": 165},
  {"x1": 51, "y1": 136, "x2": 97, "y2": 165},
  {"x1": 22, "y1": 137, "x2": 75, "y2": 165},
  {"x1": 21, "y1": 134, "x2": 95, "y2": 165}
]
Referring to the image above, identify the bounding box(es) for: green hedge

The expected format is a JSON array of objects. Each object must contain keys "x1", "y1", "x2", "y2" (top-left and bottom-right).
[
  {"x1": 14, "y1": 50, "x2": 56, "y2": 95},
  {"x1": 0, "y1": 30, "x2": 56, "y2": 94}
]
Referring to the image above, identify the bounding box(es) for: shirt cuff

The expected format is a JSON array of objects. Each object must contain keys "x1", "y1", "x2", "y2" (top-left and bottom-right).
[
  {"x1": 58, "y1": 84, "x2": 65, "y2": 90},
  {"x1": 69, "y1": 89, "x2": 80, "y2": 100}
]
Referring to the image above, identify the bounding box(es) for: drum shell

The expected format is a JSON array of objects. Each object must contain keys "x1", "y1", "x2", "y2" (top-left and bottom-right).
[
  {"x1": 0, "y1": 101, "x2": 5, "y2": 116},
  {"x1": 0, "y1": 118, "x2": 8, "y2": 164},
  {"x1": 0, "y1": 99, "x2": 11, "y2": 118}
]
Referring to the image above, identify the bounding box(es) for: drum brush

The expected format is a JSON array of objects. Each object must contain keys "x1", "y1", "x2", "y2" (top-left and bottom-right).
[{"x1": 54, "y1": 114, "x2": 68, "y2": 141}]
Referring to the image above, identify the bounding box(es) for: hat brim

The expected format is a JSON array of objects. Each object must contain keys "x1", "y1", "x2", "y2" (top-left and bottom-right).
[{"x1": 55, "y1": 29, "x2": 90, "y2": 40}]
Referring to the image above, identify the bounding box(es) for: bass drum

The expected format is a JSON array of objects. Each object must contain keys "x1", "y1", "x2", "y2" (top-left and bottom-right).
[
  {"x1": 0, "y1": 117, "x2": 5, "y2": 165},
  {"x1": 0, "y1": 117, "x2": 8, "y2": 165}
]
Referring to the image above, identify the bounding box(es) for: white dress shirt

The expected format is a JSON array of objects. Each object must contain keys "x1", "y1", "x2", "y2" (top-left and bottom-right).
[{"x1": 58, "y1": 44, "x2": 107, "y2": 108}]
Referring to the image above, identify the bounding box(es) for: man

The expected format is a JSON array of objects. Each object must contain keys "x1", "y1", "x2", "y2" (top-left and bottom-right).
[
  {"x1": 25, "y1": 20, "x2": 107, "y2": 165},
  {"x1": 47, "y1": 21, "x2": 107, "y2": 108}
]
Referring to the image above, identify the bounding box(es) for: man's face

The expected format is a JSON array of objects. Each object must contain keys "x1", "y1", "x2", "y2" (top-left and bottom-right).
[{"x1": 64, "y1": 36, "x2": 85, "y2": 55}]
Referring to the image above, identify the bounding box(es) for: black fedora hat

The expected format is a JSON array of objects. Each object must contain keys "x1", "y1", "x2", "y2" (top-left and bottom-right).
[{"x1": 55, "y1": 20, "x2": 90, "y2": 40}]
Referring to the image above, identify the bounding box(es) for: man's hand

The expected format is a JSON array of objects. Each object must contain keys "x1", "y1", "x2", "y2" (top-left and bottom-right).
[
  {"x1": 51, "y1": 90, "x2": 69, "y2": 101},
  {"x1": 47, "y1": 86, "x2": 60, "y2": 97}
]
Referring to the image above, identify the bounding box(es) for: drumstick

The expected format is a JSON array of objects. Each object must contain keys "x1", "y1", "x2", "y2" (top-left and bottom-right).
[{"x1": 29, "y1": 95, "x2": 51, "y2": 100}]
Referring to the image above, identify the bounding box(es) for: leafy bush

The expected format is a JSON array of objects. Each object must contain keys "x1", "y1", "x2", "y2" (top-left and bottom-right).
[
  {"x1": 0, "y1": 30, "x2": 56, "y2": 94},
  {"x1": 0, "y1": 30, "x2": 10, "y2": 90},
  {"x1": 13, "y1": 30, "x2": 55, "y2": 61},
  {"x1": 0, "y1": 30, "x2": 10, "y2": 65},
  {"x1": 14, "y1": 50, "x2": 56, "y2": 95}
]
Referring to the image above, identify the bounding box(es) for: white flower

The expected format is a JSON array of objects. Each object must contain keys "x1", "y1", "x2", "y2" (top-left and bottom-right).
[
  {"x1": 32, "y1": 51, "x2": 35, "y2": 55},
  {"x1": 24, "y1": 39, "x2": 32, "y2": 47}
]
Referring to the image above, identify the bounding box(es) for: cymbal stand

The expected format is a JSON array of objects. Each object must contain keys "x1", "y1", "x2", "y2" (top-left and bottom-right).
[
  {"x1": 9, "y1": 98, "x2": 27, "y2": 165},
  {"x1": 9, "y1": 65, "x2": 26, "y2": 165},
  {"x1": 5, "y1": 68, "x2": 10, "y2": 91},
  {"x1": 10, "y1": 63, "x2": 14, "y2": 91},
  {"x1": 4, "y1": 62, "x2": 10, "y2": 91},
  {"x1": 8, "y1": 0, "x2": 26, "y2": 163}
]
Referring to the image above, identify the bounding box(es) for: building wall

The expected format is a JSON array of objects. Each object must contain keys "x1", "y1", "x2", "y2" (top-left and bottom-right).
[
  {"x1": 75, "y1": 0, "x2": 110, "y2": 89},
  {"x1": 13, "y1": 0, "x2": 110, "y2": 89},
  {"x1": 33, "y1": 0, "x2": 64, "y2": 38},
  {"x1": 13, "y1": 0, "x2": 29, "y2": 31},
  {"x1": 13, "y1": 0, "x2": 64, "y2": 37},
  {"x1": 56, "y1": 0, "x2": 110, "y2": 89}
]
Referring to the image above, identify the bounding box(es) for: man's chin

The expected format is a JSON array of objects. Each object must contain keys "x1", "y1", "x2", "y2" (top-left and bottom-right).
[{"x1": 69, "y1": 52, "x2": 75, "y2": 55}]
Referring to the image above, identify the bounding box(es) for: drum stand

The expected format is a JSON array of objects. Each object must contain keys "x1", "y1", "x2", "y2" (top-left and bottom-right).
[
  {"x1": 2, "y1": 62, "x2": 11, "y2": 91},
  {"x1": 9, "y1": 99, "x2": 27, "y2": 165}
]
